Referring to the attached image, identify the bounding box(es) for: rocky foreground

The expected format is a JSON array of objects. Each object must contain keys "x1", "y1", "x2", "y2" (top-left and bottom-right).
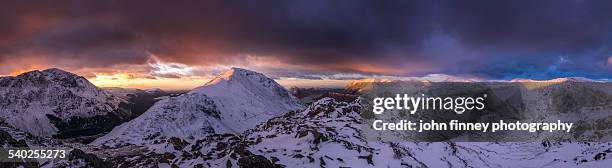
[{"x1": 1, "y1": 97, "x2": 611, "y2": 167}]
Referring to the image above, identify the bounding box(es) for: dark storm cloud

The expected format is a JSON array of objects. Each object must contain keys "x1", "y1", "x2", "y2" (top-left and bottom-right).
[
  {"x1": 438, "y1": 0, "x2": 612, "y2": 52},
  {"x1": 30, "y1": 22, "x2": 149, "y2": 67},
  {"x1": 0, "y1": 0, "x2": 610, "y2": 79},
  {"x1": 111, "y1": 0, "x2": 435, "y2": 67},
  {"x1": 0, "y1": 0, "x2": 149, "y2": 68},
  {"x1": 434, "y1": 0, "x2": 612, "y2": 79}
]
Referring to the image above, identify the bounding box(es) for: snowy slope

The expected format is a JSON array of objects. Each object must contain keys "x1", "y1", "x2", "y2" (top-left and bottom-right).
[
  {"x1": 92, "y1": 68, "x2": 303, "y2": 146},
  {"x1": 82, "y1": 97, "x2": 612, "y2": 167},
  {"x1": 192, "y1": 68, "x2": 304, "y2": 133},
  {"x1": 240, "y1": 98, "x2": 612, "y2": 167},
  {"x1": 0, "y1": 68, "x2": 131, "y2": 138}
]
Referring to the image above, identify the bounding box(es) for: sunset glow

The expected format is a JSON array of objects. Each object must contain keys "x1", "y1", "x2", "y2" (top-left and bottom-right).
[{"x1": 88, "y1": 73, "x2": 212, "y2": 90}]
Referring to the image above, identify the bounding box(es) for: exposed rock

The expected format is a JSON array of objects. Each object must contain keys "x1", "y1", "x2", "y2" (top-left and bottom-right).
[
  {"x1": 237, "y1": 155, "x2": 275, "y2": 168},
  {"x1": 68, "y1": 149, "x2": 110, "y2": 168}
]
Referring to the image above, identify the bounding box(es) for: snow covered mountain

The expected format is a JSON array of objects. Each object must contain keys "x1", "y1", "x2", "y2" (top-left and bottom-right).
[
  {"x1": 92, "y1": 68, "x2": 304, "y2": 146},
  {"x1": 0, "y1": 68, "x2": 132, "y2": 138},
  {"x1": 80, "y1": 97, "x2": 612, "y2": 167},
  {"x1": 351, "y1": 78, "x2": 612, "y2": 141},
  {"x1": 84, "y1": 72, "x2": 610, "y2": 167},
  {"x1": 2, "y1": 68, "x2": 610, "y2": 167},
  {"x1": 230, "y1": 98, "x2": 612, "y2": 167}
]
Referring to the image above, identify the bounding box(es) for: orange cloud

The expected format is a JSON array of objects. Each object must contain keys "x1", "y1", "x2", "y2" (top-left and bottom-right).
[{"x1": 7, "y1": 65, "x2": 46, "y2": 76}]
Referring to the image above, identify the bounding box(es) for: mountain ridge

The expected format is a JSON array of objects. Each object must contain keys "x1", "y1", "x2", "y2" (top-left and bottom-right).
[{"x1": 0, "y1": 68, "x2": 132, "y2": 138}]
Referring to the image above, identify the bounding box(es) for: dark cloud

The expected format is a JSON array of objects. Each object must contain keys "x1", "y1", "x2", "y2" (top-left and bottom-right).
[
  {"x1": 437, "y1": 0, "x2": 612, "y2": 52},
  {"x1": 434, "y1": 0, "x2": 612, "y2": 79},
  {"x1": 0, "y1": 0, "x2": 610, "y2": 79},
  {"x1": 29, "y1": 22, "x2": 149, "y2": 68}
]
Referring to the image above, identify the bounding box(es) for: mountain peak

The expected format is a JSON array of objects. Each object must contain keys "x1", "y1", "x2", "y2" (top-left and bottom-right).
[
  {"x1": 41, "y1": 68, "x2": 70, "y2": 74},
  {"x1": 222, "y1": 67, "x2": 264, "y2": 79},
  {"x1": 181, "y1": 67, "x2": 304, "y2": 132},
  {"x1": 15, "y1": 68, "x2": 80, "y2": 80},
  {"x1": 94, "y1": 68, "x2": 303, "y2": 146},
  {"x1": 205, "y1": 67, "x2": 271, "y2": 86},
  {"x1": 0, "y1": 68, "x2": 131, "y2": 137}
]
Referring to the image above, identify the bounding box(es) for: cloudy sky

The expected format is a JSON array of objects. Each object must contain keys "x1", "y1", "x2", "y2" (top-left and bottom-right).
[{"x1": 1, "y1": 0, "x2": 611, "y2": 89}]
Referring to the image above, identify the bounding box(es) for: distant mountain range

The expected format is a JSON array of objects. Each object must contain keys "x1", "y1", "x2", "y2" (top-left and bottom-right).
[{"x1": 103, "y1": 87, "x2": 175, "y2": 120}]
